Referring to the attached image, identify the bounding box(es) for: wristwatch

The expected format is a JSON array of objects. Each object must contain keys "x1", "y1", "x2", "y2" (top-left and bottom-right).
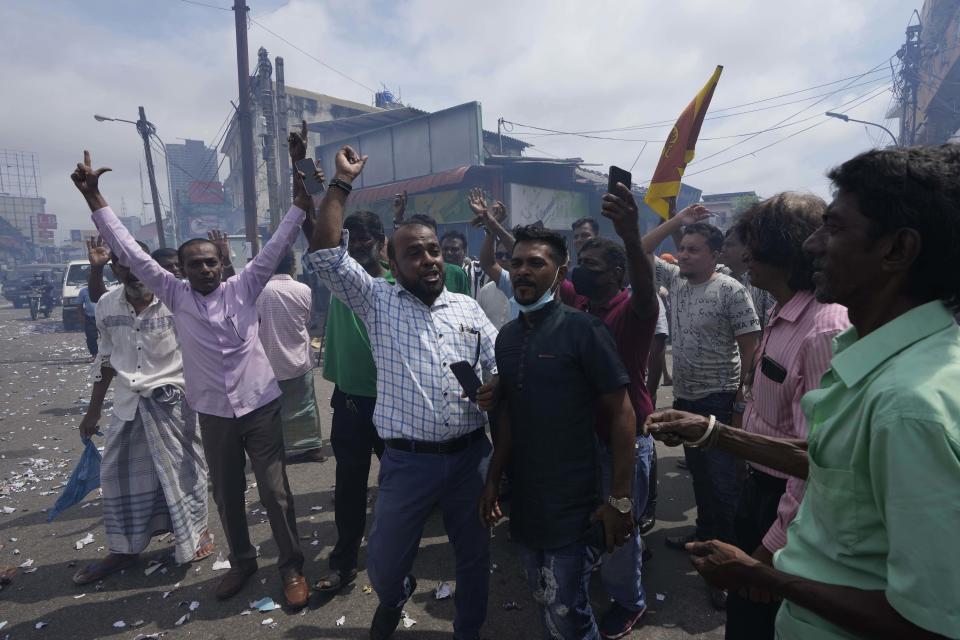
[{"x1": 607, "y1": 495, "x2": 633, "y2": 514}]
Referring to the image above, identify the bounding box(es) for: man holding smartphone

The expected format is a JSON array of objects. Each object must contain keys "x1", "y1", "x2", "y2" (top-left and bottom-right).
[
  {"x1": 480, "y1": 224, "x2": 637, "y2": 640},
  {"x1": 303, "y1": 145, "x2": 500, "y2": 640}
]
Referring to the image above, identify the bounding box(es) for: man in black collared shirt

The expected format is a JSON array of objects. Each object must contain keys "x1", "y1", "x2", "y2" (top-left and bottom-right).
[{"x1": 479, "y1": 225, "x2": 637, "y2": 640}]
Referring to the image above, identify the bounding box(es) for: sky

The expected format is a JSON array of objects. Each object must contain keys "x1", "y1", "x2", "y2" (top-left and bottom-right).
[{"x1": 0, "y1": 0, "x2": 915, "y2": 240}]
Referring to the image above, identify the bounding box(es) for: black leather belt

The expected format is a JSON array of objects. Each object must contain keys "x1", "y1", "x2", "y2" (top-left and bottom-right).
[{"x1": 385, "y1": 428, "x2": 485, "y2": 455}]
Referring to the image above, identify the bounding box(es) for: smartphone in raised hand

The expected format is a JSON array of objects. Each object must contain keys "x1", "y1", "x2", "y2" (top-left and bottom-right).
[
  {"x1": 608, "y1": 165, "x2": 632, "y2": 193},
  {"x1": 294, "y1": 158, "x2": 325, "y2": 195}
]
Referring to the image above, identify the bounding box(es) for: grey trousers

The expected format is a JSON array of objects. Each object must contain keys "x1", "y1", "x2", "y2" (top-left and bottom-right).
[{"x1": 198, "y1": 399, "x2": 304, "y2": 577}]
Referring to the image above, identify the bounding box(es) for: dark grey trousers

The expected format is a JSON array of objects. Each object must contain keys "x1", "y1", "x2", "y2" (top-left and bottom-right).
[{"x1": 198, "y1": 399, "x2": 304, "y2": 577}]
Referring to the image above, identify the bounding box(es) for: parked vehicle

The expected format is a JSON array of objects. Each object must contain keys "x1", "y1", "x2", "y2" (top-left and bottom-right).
[
  {"x1": 61, "y1": 260, "x2": 117, "y2": 331},
  {"x1": 28, "y1": 275, "x2": 54, "y2": 320},
  {"x1": 1, "y1": 264, "x2": 64, "y2": 308}
]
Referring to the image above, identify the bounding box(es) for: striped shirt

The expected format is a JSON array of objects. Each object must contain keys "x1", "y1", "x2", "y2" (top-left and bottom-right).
[
  {"x1": 303, "y1": 230, "x2": 498, "y2": 441},
  {"x1": 94, "y1": 287, "x2": 184, "y2": 422},
  {"x1": 741, "y1": 290, "x2": 849, "y2": 551},
  {"x1": 256, "y1": 274, "x2": 313, "y2": 381}
]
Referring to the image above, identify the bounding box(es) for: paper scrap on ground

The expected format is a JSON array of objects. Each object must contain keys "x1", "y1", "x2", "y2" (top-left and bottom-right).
[
  {"x1": 75, "y1": 532, "x2": 94, "y2": 550},
  {"x1": 250, "y1": 596, "x2": 278, "y2": 612},
  {"x1": 175, "y1": 613, "x2": 189, "y2": 626},
  {"x1": 1, "y1": 506, "x2": 15, "y2": 514},
  {"x1": 336, "y1": 616, "x2": 345, "y2": 626},
  {"x1": 502, "y1": 601, "x2": 521, "y2": 610},
  {"x1": 113, "y1": 620, "x2": 126, "y2": 628},
  {"x1": 656, "y1": 593, "x2": 666, "y2": 601},
  {"x1": 261, "y1": 618, "x2": 274, "y2": 626},
  {"x1": 74, "y1": 593, "x2": 86, "y2": 599},
  {"x1": 211, "y1": 552, "x2": 231, "y2": 571},
  {"x1": 189, "y1": 601, "x2": 200, "y2": 611},
  {"x1": 401, "y1": 611, "x2": 417, "y2": 628},
  {"x1": 434, "y1": 581, "x2": 453, "y2": 600},
  {"x1": 19, "y1": 558, "x2": 34, "y2": 568},
  {"x1": 35, "y1": 621, "x2": 48, "y2": 629},
  {"x1": 162, "y1": 582, "x2": 181, "y2": 598},
  {"x1": 362, "y1": 584, "x2": 372, "y2": 594},
  {"x1": 144, "y1": 559, "x2": 164, "y2": 576}
]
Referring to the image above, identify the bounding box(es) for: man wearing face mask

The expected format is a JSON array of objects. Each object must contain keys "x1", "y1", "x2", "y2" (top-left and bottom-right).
[
  {"x1": 73, "y1": 242, "x2": 212, "y2": 586},
  {"x1": 303, "y1": 148, "x2": 500, "y2": 640},
  {"x1": 558, "y1": 183, "x2": 659, "y2": 638},
  {"x1": 480, "y1": 224, "x2": 638, "y2": 640}
]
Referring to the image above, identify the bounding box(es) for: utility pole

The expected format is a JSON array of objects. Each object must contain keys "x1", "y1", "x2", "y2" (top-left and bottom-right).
[
  {"x1": 233, "y1": 0, "x2": 260, "y2": 255},
  {"x1": 275, "y1": 56, "x2": 291, "y2": 211},
  {"x1": 257, "y1": 47, "x2": 281, "y2": 230},
  {"x1": 898, "y1": 22, "x2": 922, "y2": 146},
  {"x1": 137, "y1": 106, "x2": 167, "y2": 249}
]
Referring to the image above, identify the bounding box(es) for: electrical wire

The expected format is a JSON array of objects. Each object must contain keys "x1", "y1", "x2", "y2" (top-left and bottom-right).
[
  {"x1": 177, "y1": 0, "x2": 231, "y2": 10},
  {"x1": 680, "y1": 86, "x2": 891, "y2": 180},
  {"x1": 249, "y1": 18, "x2": 377, "y2": 94}
]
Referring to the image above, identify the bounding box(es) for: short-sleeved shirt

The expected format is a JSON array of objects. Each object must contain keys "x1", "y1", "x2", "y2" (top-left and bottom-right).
[
  {"x1": 79, "y1": 287, "x2": 97, "y2": 317},
  {"x1": 477, "y1": 279, "x2": 511, "y2": 330},
  {"x1": 323, "y1": 271, "x2": 395, "y2": 398},
  {"x1": 496, "y1": 300, "x2": 630, "y2": 550},
  {"x1": 324, "y1": 265, "x2": 469, "y2": 398},
  {"x1": 774, "y1": 301, "x2": 960, "y2": 639},
  {"x1": 256, "y1": 274, "x2": 313, "y2": 381},
  {"x1": 656, "y1": 258, "x2": 760, "y2": 400},
  {"x1": 567, "y1": 288, "x2": 657, "y2": 438}
]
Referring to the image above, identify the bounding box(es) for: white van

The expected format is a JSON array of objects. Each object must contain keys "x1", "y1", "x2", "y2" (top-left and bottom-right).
[{"x1": 62, "y1": 260, "x2": 117, "y2": 331}]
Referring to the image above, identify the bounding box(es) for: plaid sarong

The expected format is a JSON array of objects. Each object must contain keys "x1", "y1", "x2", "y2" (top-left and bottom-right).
[
  {"x1": 100, "y1": 385, "x2": 208, "y2": 564},
  {"x1": 277, "y1": 368, "x2": 323, "y2": 454}
]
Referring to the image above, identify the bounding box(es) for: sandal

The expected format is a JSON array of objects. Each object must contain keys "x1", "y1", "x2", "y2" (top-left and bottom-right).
[
  {"x1": 72, "y1": 553, "x2": 139, "y2": 585},
  {"x1": 192, "y1": 531, "x2": 215, "y2": 562},
  {"x1": 312, "y1": 568, "x2": 358, "y2": 593}
]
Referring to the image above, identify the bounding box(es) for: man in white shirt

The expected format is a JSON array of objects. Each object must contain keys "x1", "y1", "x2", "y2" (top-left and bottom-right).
[
  {"x1": 73, "y1": 243, "x2": 211, "y2": 585},
  {"x1": 257, "y1": 251, "x2": 324, "y2": 461}
]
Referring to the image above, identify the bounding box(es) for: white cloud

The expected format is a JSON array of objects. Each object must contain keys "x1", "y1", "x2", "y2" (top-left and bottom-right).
[{"x1": 0, "y1": 0, "x2": 912, "y2": 239}]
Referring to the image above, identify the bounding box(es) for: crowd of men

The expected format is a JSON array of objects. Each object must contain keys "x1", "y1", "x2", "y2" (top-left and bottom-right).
[{"x1": 64, "y1": 126, "x2": 960, "y2": 640}]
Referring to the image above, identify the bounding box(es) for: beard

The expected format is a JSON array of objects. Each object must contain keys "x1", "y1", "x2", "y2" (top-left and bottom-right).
[{"x1": 124, "y1": 281, "x2": 152, "y2": 303}]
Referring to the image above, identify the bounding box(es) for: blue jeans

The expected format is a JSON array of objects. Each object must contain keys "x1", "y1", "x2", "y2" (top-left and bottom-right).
[
  {"x1": 674, "y1": 392, "x2": 741, "y2": 543},
  {"x1": 598, "y1": 434, "x2": 653, "y2": 612},
  {"x1": 367, "y1": 436, "x2": 491, "y2": 637},
  {"x1": 517, "y1": 541, "x2": 600, "y2": 640}
]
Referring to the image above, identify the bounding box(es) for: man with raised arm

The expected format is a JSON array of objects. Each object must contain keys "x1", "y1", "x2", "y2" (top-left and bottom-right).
[
  {"x1": 70, "y1": 140, "x2": 312, "y2": 609},
  {"x1": 303, "y1": 146, "x2": 499, "y2": 640}
]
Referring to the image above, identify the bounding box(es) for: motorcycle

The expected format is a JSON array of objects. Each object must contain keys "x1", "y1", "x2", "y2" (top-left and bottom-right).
[{"x1": 28, "y1": 285, "x2": 53, "y2": 320}]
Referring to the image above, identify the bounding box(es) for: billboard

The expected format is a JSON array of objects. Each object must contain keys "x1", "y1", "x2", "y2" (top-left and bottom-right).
[
  {"x1": 36, "y1": 213, "x2": 57, "y2": 229},
  {"x1": 507, "y1": 183, "x2": 589, "y2": 230}
]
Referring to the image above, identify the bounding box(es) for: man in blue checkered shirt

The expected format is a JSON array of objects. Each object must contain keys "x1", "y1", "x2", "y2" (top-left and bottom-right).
[{"x1": 302, "y1": 146, "x2": 499, "y2": 640}]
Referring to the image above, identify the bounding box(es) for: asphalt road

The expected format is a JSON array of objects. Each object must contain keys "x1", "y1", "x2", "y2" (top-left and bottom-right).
[{"x1": 0, "y1": 301, "x2": 725, "y2": 640}]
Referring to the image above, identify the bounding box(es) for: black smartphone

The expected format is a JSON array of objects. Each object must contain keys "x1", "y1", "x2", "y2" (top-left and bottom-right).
[
  {"x1": 585, "y1": 519, "x2": 607, "y2": 553},
  {"x1": 294, "y1": 158, "x2": 325, "y2": 195},
  {"x1": 449, "y1": 361, "x2": 483, "y2": 402},
  {"x1": 608, "y1": 165, "x2": 632, "y2": 194},
  {"x1": 761, "y1": 354, "x2": 788, "y2": 384}
]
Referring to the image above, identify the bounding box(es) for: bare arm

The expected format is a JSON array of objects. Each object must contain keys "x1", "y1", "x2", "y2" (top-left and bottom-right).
[
  {"x1": 479, "y1": 400, "x2": 512, "y2": 528},
  {"x1": 602, "y1": 183, "x2": 658, "y2": 318},
  {"x1": 688, "y1": 541, "x2": 947, "y2": 640},
  {"x1": 736, "y1": 331, "x2": 760, "y2": 389},
  {"x1": 470, "y1": 189, "x2": 504, "y2": 283},
  {"x1": 640, "y1": 204, "x2": 710, "y2": 256},
  {"x1": 646, "y1": 333, "x2": 666, "y2": 405},
  {"x1": 78, "y1": 366, "x2": 114, "y2": 439},
  {"x1": 86, "y1": 236, "x2": 110, "y2": 303},
  {"x1": 647, "y1": 410, "x2": 809, "y2": 479}
]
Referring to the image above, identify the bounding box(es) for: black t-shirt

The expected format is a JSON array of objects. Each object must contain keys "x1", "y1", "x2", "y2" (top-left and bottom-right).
[{"x1": 495, "y1": 300, "x2": 630, "y2": 550}]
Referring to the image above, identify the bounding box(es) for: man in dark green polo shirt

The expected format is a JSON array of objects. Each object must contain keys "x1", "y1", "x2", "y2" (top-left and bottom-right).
[
  {"x1": 315, "y1": 209, "x2": 471, "y2": 595},
  {"x1": 646, "y1": 145, "x2": 960, "y2": 640}
]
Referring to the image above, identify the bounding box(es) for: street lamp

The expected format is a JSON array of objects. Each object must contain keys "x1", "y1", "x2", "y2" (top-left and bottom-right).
[
  {"x1": 825, "y1": 111, "x2": 899, "y2": 147},
  {"x1": 94, "y1": 108, "x2": 172, "y2": 247}
]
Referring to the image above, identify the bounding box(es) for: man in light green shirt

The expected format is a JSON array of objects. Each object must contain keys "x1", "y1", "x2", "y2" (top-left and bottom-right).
[{"x1": 645, "y1": 145, "x2": 960, "y2": 639}]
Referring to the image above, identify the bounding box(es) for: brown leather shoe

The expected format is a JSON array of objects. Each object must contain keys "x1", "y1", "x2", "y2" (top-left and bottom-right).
[
  {"x1": 215, "y1": 563, "x2": 257, "y2": 600},
  {"x1": 284, "y1": 573, "x2": 309, "y2": 609}
]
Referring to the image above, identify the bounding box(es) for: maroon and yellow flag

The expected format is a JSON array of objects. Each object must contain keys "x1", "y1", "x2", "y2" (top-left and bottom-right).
[{"x1": 644, "y1": 65, "x2": 723, "y2": 220}]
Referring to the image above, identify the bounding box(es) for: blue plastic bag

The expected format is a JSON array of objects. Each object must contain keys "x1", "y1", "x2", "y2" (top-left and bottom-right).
[{"x1": 48, "y1": 437, "x2": 101, "y2": 522}]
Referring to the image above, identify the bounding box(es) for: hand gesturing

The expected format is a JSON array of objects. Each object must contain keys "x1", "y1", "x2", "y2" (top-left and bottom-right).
[{"x1": 70, "y1": 150, "x2": 111, "y2": 196}]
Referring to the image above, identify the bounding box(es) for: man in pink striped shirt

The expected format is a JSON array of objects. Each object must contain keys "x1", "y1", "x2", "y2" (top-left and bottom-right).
[{"x1": 720, "y1": 193, "x2": 849, "y2": 640}]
